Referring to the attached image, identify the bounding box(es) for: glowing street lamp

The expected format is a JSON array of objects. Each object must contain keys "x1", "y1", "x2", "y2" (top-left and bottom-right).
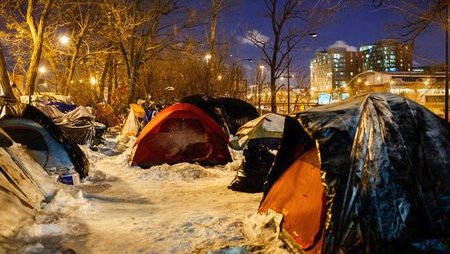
[
  {"x1": 205, "y1": 54, "x2": 212, "y2": 65},
  {"x1": 89, "y1": 76, "x2": 97, "y2": 85},
  {"x1": 38, "y1": 65, "x2": 47, "y2": 74},
  {"x1": 204, "y1": 53, "x2": 212, "y2": 96},
  {"x1": 59, "y1": 35, "x2": 70, "y2": 45}
]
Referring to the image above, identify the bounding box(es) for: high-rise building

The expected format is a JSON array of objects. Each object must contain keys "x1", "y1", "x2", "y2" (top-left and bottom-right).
[
  {"x1": 360, "y1": 39, "x2": 413, "y2": 72},
  {"x1": 310, "y1": 47, "x2": 360, "y2": 101}
]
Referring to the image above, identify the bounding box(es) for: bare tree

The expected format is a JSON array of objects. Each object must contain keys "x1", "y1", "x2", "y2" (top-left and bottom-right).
[
  {"x1": 380, "y1": 0, "x2": 448, "y2": 43},
  {"x1": 0, "y1": 42, "x2": 16, "y2": 101},
  {"x1": 379, "y1": 0, "x2": 449, "y2": 120},
  {"x1": 245, "y1": 0, "x2": 338, "y2": 112},
  {"x1": 25, "y1": 0, "x2": 54, "y2": 96},
  {"x1": 107, "y1": 0, "x2": 180, "y2": 104}
]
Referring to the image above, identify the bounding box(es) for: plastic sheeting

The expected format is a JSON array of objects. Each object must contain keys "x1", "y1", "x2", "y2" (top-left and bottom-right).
[
  {"x1": 0, "y1": 103, "x2": 89, "y2": 178},
  {"x1": 263, "y1": 93, "x2": 450, "y2": 253},
  {"x1": 121, "y1": 107, "x2": 141, "y2": 137}
]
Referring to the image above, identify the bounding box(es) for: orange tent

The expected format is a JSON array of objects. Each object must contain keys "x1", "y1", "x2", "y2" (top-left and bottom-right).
[
  {"x1": 130, "y1": 103, "x2": 232, "y2": 167},
  {"x1": 259, "y1": 147, "x2": 325, "y2": 253}
]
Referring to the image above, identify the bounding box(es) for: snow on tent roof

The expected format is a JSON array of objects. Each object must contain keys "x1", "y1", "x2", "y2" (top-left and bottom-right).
[
  {"x1": 179, "y1": 95, "x2": 259, "y2": 135},
  {"x1": 131, "y1": 103, "x2": 232, "y2": 167},
  {"x1": 0, "y1": 103, "x2": 89, "y2": 178},
  {"x1": 260, "y1": 93, "x2": 450, "y2": 253},
  {"x1": 236, "y1": 113, "x2": 285, "y2": 148}
]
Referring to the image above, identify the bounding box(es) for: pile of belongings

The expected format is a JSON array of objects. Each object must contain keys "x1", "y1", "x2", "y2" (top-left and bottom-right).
[{"x1": 21, "y1": 95, "x2": 102, "y2": 145}]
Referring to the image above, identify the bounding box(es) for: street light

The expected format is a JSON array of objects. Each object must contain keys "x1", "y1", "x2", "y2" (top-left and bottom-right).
[
  {"x1": 232, "y1": 58, "x2": 253, "y2": 98},
  {"x1": 205, "y1": 53, "x2": 212, "y2": 96},
  {"x1": 89, "y1": 76, "x2": 97, "y2": 85},
  {"x1": 59, "y1": 35, "x2": 70, "y2": 45},
  {"x1": 205, "y1": 53, "x2": 212, "y2": 63},
  {"x1": 38, "y1": 65, "x2": 47, "y2": 74},
  {"x1": 259, "y1": 65, "x2": 265, "y2": 114}
]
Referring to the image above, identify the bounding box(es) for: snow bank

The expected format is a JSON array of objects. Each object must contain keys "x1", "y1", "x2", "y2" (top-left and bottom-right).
[
  {"x1": 44, "y1": 189, "x2": 93, "y2": 214},
  {"x1": 6, "y1": 135, "x2": 290, "y2": 253}
]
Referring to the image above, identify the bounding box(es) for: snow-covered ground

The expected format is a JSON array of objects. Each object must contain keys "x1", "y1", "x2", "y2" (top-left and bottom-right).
[{"x1": 3, "y1": 138, "x2": 289, "y2": 253}]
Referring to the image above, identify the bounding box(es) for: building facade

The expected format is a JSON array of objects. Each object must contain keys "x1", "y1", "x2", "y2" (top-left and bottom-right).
[
  {"x1": 360, "y1": 39, "x2": 413, "y2": 72},
  {"x1": 310, "y1": 39, "x2": 414, "y2": 104},
  {"x1": 310, "y1": 47, "x2": 360, "y2": 103},
  {"x1": 348, "y1": 70, "x2": 447, "y2": 118}
]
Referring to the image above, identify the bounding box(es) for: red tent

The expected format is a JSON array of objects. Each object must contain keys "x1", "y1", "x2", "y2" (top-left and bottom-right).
[{"x1": 130, "y1": 103, "x2": 232, "y2": 167}]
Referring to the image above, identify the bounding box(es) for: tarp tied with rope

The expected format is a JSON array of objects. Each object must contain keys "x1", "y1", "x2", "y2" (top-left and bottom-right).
[{"x1": 262, "y1": 93, "x2": 450, "y2": 253}]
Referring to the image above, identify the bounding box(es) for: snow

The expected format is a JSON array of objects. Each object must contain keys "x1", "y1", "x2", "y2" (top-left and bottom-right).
[{"x1": 3, "y1": 138, "x2": 289, "y2": 253}]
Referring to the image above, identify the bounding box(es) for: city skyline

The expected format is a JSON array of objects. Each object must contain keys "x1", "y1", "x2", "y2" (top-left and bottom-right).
[{"x1": 230, "y1": 1, "x2": 445, "y2": 73}]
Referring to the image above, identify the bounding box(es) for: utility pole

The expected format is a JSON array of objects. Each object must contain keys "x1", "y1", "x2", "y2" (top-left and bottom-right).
[
  {"x1": 259, "y1": 65, "x2": 265, "y2": 114},
  {"x1": 446, "y1": 4, "x2": 449, "y2": 121},
  {"x1": 287, "y1": 41, "x2": 291, "y2": 114}
]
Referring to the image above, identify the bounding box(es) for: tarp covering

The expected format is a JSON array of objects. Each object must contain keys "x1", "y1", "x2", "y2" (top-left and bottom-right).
[
  {"x1": 0, "y1": 134, "x2": 58, "y2": 238},
  {"x1": 33, "y1": 101, "x2": 96, "y2": 145},
  {"x1": 0, "y1": 103, "x2": 89, "y2": 178},
  {"x1": 0, "y1": 146, "x2": 42, "y2": 238},
  {"x1": 261, "y1": 93, "x2": 450, "y2": 253},
  {"x1": 55, "y1": 106, "x2": 95, "y2": 144},
  {"x1": 34, "y1": 103, "x2": 64, "y2": 119},
  {"x1": 179, "y1": 95, "x2": 259, "y2": 135},
  {"x1": 62, "y1": 106, "x2": 95, "y2": 122},
  {"x1": 47, "y1": 101, "x2": 76, "y2": 113},
  {"x1": 131, "y1": 103, "x2": 232, "y2": 167}
]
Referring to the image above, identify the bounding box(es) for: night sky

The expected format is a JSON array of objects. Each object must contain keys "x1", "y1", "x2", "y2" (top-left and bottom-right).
[{"x1": 223, "y1": 1, "x2": 446, "y2": 76}]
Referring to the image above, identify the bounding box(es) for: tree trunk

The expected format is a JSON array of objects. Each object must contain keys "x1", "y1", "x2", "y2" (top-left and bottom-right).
[
  {"x1": 25, "y1": 0, "x2": 54, "y2": 96},
  {"x1": 25, "y1": 40, "x2": 43, "y2": 96},
  {"x1": 99, "y1": 54, "x2": 112, "y2": 103},
  {"x1": 0, "y1": 43, "x2": 16, "y2": 102},
  {"x1": 128, "y1": 69, "x2": 139, "y2": 104},
  {"x1": 270, "y1": 68, "x2": 277, "y2": 113},
  {"x1": 64, "y1": 37, "x2": 83, "y2": 95},
  {"x1": 107, "y1": 58, "x2": 115, "y2": 104}
]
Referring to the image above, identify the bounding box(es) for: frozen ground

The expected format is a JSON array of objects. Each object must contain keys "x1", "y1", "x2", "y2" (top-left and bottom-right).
[{"x1": 3, "y1": 138, "x2": 289, "y2": 254}]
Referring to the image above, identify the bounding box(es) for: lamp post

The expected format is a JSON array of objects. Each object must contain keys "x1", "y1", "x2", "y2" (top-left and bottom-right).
[
  {"x1": 232, "y1": 58, "x2": 253, "y2": 98},
  {"x1": 445, "y1": 4, "x2": 449, "y2": 121},
  {"x1": 205, "y1": 53, "x2": 212, "y2": 96},
  {"x1": 59, "y1": 35, "x2": 70, "y2": 46},
  {"x1": 259, "y1": 65, "x2": 265, "y2": 114}
]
